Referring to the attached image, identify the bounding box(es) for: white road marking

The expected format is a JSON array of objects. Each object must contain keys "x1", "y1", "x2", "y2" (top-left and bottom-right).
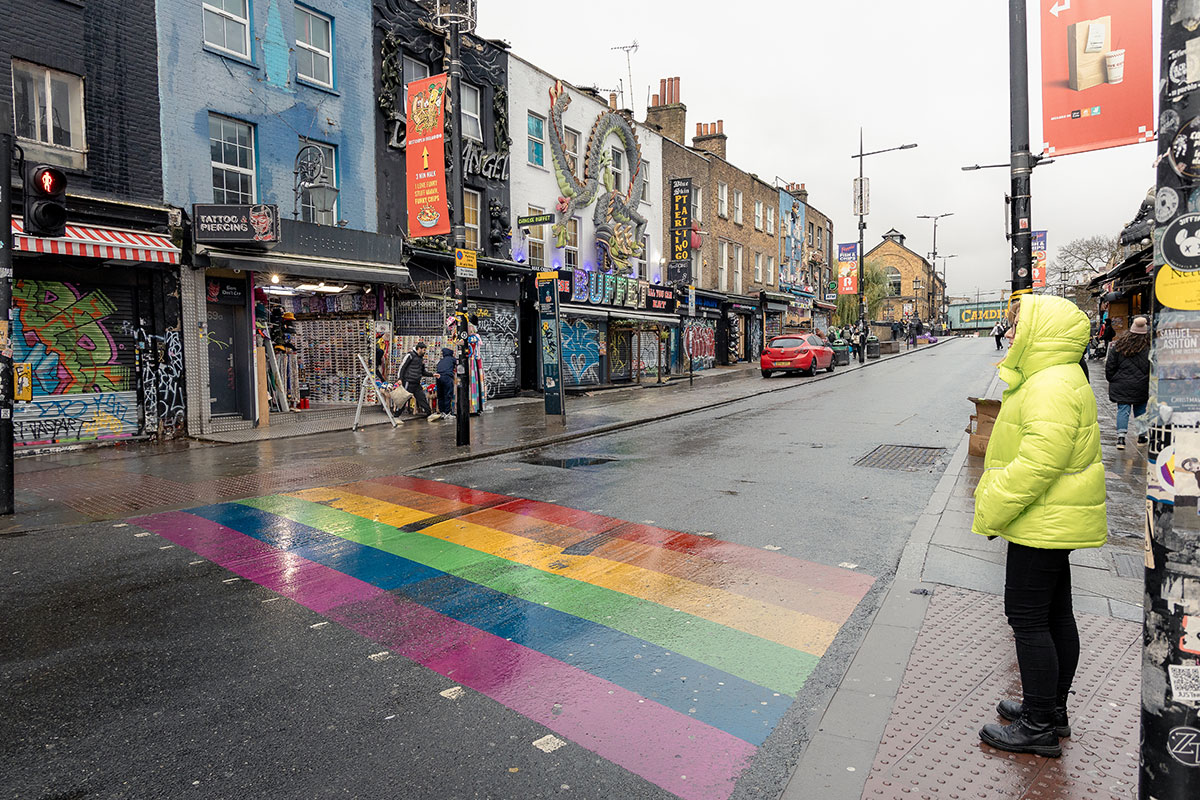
[
  {"x1": 189, "y1": 560, "x2": 205, "y2": 565},
  {"x1": 261, "y1": 597, "x2": 281, "y2": 603},
  {"x1": 368, "y1": 651, "x2": 390, "y2": 662},
  {"x1": 763, "y1": 545, "x2": 782, "y2": 551},
  {"x1": 113, "y1": 523, "x2": 128, "y2": 528},
  {"x1": 440, "y1": 686, "x2": 466, "y2": 700},
  {"x1": 221, "y1": 578, "x2": 240, "y2": 583},
  {"x1": 532, "y1": 734, "x2": 566, "y2": 753},
  {"x1": 159, "y1": 545, "x2": 174, "y2": 550},
  {"x1": 838, "y1": 562, "x2": 859, "y2": 569},
  {"x1": 134, "y1": 532, "x2": 152, "y2": 538},
  {"x1": 310, "y1": 622, "x2": 329, "y2": 629},
  {"x1": 696, "y1": 531, "x2": 716, "y2": 537}
]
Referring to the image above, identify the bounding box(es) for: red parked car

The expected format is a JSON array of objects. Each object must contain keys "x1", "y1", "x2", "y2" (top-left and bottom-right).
[{"x1": 760, "y1": 334, "x2": 834, "y2": 378}]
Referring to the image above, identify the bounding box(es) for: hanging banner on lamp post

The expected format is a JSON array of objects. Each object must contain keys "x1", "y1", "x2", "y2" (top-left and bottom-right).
[
  {"x1": 1040, "y1": 0, "x2": 1154, "y2": 156},
  {"x1": 837, "y1": 244, "x2": 859, "y2": 295},
  {"x1": 406, "y1": 73, "x2": 451, "y2": 238}
]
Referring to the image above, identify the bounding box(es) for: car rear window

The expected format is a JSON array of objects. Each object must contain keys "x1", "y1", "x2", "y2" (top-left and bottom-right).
[{"x1": 769, "y1": 338, "x2": 805, "y2": 348}]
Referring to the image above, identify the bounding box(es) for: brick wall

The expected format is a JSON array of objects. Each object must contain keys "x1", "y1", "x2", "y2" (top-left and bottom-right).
[
  {"x1": 1, "y1": 0, "x2": 163, "y2": 203},
  {"x1": 867, "y1": 238, "x2": 938, "y2": 322}
]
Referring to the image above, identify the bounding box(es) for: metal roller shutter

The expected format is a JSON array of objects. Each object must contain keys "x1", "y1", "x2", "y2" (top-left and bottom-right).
[
  {"x1": 11, "y1": 278, "x2": 142, "y2": 446},
  {"x1": 471, "y1": 300, "x2": 520, "y2": 399}
]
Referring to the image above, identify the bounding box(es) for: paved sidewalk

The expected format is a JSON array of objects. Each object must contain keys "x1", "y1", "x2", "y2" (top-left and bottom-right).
[
  {"x1": 785, "y1": 354, "x2": 1145, "y2": 800},
  {"x1": 3, "y1": 341, "x2": 942, "y2": 535}
]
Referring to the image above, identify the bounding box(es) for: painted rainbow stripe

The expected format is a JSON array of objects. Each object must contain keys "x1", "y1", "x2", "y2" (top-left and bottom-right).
[{"x1": 133, "y1": 476, "x2": 872, "y2": 800}]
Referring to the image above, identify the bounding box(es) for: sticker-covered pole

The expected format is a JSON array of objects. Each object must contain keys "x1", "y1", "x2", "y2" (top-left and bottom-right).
[
  {"x1": 1009, "y1": 0, "x2": 1033, "y2": 298},
  {"x1": 1142, "y1": 2, "x2": 1200, "y2": 794},
  {"x1": 447, "y1": 18, "x2": 470, "y2": 447},
  {"x1": 0, "y1": 123, "x2": 14, "y2": 515}
]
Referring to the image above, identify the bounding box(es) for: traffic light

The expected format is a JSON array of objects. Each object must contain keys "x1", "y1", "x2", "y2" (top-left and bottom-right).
[{"x1": 23, "y1": 163, "x2": 68, "y2": 238}]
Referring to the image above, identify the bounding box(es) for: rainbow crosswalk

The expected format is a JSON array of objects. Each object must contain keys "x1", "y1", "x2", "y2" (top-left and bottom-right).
[{"x1": 132, "y1": 476, "x2": 873, "y2": 800}]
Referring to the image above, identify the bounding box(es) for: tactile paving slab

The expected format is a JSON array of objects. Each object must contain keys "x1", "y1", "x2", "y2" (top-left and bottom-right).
[{"x1": 860, "y1": 586, "x2": 1140, "y2": 800}]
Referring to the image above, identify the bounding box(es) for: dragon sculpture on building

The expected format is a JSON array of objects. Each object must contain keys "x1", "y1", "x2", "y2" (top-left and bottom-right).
[{"x1": 545, "y1": 81, "x2": 646, "y2": 275}]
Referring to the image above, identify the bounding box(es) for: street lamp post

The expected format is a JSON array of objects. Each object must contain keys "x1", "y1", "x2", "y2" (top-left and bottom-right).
[
  {"x1": 432, "y1": 0, "x2": 476, "y2": 448},
  {"x1": 918, "y1": 212, "x2": 953, "y2": 324},
  {"x1": 292, "y1": 144, "x2": 339, "y2": 221},
  {"x1": 850, "y1": 131, "x2": 917, "y2": 362},
  {"x1": 937, "y1": 254, "x2": 957, "y2": 327}
]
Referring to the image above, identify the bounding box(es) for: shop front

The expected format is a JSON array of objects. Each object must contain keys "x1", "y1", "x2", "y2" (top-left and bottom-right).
[
  {"x1": 813, "y1": 298, "x2": 837, "y2": 335},
  {"x1": 785, "y1": 293, "x2": 814, "y2": 332},
  {"x1": 680, "y1": 290, "x2": 722, "y2": 372},
  {"x1": 554, "y1": 270, "x2": 678, "y2": 387},
  {"x1": 9, "y1": 213, "x2": 183, "y2": 450},
  {"x1": 186, "y1": 215, "x2": 410, "y2": 436},
  {"x1": 760, "y1": 291, "x2": 792, "y2": 341},
  {"x1": 722, "y1": 295, "x2": 761, "y2": 364}
]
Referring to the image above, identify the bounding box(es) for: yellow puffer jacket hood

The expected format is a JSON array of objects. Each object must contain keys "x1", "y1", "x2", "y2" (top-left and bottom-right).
[{"x1": 972, "y1": 295, "x2": 1107, "y2": 549}]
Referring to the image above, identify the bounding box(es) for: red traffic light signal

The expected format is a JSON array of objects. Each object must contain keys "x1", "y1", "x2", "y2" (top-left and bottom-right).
[{"x1": 23, "y1": 163, "x2": 68, "y2": 238}]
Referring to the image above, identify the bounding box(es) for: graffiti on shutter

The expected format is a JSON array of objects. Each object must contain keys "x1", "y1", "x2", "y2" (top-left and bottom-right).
[
  {"x1": 472, "y1": 300, "x2": 520, "y2": 398},
  {"x1": 561, "y1": 317, "x2": 602, "y2": 386}
]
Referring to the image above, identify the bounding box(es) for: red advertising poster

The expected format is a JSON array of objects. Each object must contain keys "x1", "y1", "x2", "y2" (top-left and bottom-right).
[
  {"x1": 406, "y1": 74, "x2": 451, "y2": 238},
  {"x1": 1040, "y1": 0, "x2": 1154, "y2": 156},
  {"x1": 1032, "y1": 230, "x2": 1048, "y2": 288},
  {"x1": 837, "y1": 244, "x2": 859, "y2": 295}
]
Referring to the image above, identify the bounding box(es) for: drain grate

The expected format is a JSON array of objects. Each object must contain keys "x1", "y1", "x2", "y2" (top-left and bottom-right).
[
  {"x1": 520, "y1": 456, "x2": 617, "y2": 469},
  {"x1": 856, "y1": 444, "x2": 946, "y2": 471}
]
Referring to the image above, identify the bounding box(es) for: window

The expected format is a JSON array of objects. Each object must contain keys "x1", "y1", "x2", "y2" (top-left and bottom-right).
[
  {"x1": 402, "y1": 56, "x2": 430, "y2": 109},
  {"x1": 692, "y1": 186, "x2": 703, "y2": 223},
  {"x1": 767, "y1": 255, "x2": 775, "y2": 285},
  {"x1": 886, "y1": 267, "x2": 902, "y2": 296},
  {"x1": 632, "y1": 235, "x2": 648, "y2": 279},
  {"x1": 203, "y1": 0, "x2": 251, "y2": 58},
  {"x1": 754, "y1": 252, "x2": 763, "y2": 282},
  {"x1": 299, "y1": 138, "x2": 337, "y2": 225},
  {"x1": 11, "y1": 60, "x2": 87, "y2": 169},
  {"x1": 210, "y1": 114, "x2": 255, "y2": 203},
  {"x1": 718, "y1": 241, "x2": 729, "y2": 291},
  {"x1": 564, "y1": 217, "x2": 579, "y2": 269},
  {"x1": 718, "y1": 182, "x2": 728, "y2": 217},
  {"x1": 295, "y1": 6, "x2": 333, "y2": 87},
  {"x1": 754, "y1": 201, "x2": 763, "y2": 231},
  {"x1": 808, "y1": 221, "x2": 814, "y2": 245},
  {"x1": 639, "y1": 160, "x2": 649, "y2": 202},
  {"x1": 766, "y1": 207, "x2": 775, "y2": 235},
  {"x1": 733, "y1": 191, "x2": 743, "y2": 224},
  {"x1": 564, "y1": 127, "x2": 580, "y2": 176},
  {"x1": 734, "y1": 244, "x2": 743, "y2": 293},
  {"x1": 527, "y1": 112, "x2": 545, "y2": 166},
  {"x1": 807, "y1": 335, "x2": 825, "y2": 347},
  {"x1": 461, "y1": 83, "x2": 482, "y2": 142},
  {"x1": 609, "y1": 147, "x2": 625, "y2": 192},
  {"x1": 464, "y1": 189, "x2": 481, "y2": 250},
  {"x1": 816, "y1": 225, "x2": 824, "y2": 250},
  {"x1": 526, "y1": 205, "x2": 546, "y2": 268}
]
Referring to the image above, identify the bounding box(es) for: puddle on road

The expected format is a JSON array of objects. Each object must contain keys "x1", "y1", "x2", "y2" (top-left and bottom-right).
[{"x1": 519, "y1": 456, "x2": 618, "y2": 470}]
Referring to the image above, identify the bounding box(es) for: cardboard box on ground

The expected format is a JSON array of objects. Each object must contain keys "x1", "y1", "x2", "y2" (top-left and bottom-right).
[{"x1": 967, "y1": 396, "x2": 1001, "y2": 458}]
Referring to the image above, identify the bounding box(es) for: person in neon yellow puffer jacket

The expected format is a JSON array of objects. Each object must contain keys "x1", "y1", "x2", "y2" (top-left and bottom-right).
[{"x1": 973, "y1": 294, "x2": 1106, "y2": 759}]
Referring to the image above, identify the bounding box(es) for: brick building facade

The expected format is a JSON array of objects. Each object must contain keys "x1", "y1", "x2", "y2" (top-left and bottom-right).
[{"x1": 868, "y1": 229, "x2": 943, "y2": 324}]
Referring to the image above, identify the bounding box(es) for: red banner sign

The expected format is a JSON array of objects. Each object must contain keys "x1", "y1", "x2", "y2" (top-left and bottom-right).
[
  {"x1": 406, "y1": 74, "x2": 451, "y2": 238},
  {"x1": 837, "y1": 244, "x2": 859, "y2": 295},
  {"x1": 1040, "y1": 0, "x2": 1154, "y2": 156}
]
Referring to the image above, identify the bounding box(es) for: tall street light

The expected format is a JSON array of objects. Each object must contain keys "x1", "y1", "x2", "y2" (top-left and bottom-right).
[
  {"x1": 936, "y1": 254, "x2": 957, "y2": 327},
  {"x1": 432, "y1": 0, "x2": 476, "y2": 448},
  {"x1": 851, "y1": 130, "x2": 917, "y2": 363},
  {"x1": 917, "y1": 212, "x2": 953, "y2": 324}
]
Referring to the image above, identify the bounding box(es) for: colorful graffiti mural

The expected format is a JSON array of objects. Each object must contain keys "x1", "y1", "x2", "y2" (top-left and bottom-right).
[
  {"x1": 474, "y1": 303, "x2": 519, "y2": 398},
  {"x1": 560, "y1": 317, "x2": 602, "y2": 385},
  {"x1": 683, "y1": 318, "x2": 717, "y2": 370}
]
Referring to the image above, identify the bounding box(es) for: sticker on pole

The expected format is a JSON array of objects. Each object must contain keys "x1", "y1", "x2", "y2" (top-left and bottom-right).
[
  {"x1": 1161, "y1": 213, "x2": 1200, "y2": 273},
  {"x1": 1168, "y1": 664, "x2": 1200, "y2": 705},
  {"x1": 1169, "y1": 117, "x2": 1200, "y2": 179},
  {"x1": 1166, "y1": 726, "x2": 1200, "y2": 767}
]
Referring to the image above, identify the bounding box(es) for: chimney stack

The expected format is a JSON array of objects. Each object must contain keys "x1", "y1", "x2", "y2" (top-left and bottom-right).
[
  {"x1": 693, "y1": 119, "x2": 727, "y2": 159},
  {"x1": 645, "y1": 75, "x2": 687, "y2": 144},
  {"x1": 609, "y1": 92, "x2": 617, "y2": 110},
  {"x1": 786, "y1": 182, "x2": 809, "y2": 204}
]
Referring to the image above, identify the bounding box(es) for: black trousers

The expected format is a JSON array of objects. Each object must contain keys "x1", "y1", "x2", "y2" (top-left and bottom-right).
[
  {"x1": 403, "y1": 380, "x2": 431, "y2": 415},
  {"x1": 1004, "y1": 542, "x2": 1080, "y2": 714},
  {"x1": 995, "y1": 334, "x2": 1004, "y2": 349}
]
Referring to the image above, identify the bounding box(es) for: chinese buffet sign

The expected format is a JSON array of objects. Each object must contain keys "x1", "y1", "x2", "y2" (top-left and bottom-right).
[
  {"x1": 1040, "y1": 0, "x2": 1153, "y2": 156},
  {"x1": 837, "y1": 243, "x2": 858, "y2": 294},
  {"x1": 406, "y1": 74, "x2": 451, "y2": 237}
]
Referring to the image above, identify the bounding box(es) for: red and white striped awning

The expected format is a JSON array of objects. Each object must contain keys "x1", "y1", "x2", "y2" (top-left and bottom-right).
[{"x1": 12, "y1": 217, "x2": 180, "y2": 264}]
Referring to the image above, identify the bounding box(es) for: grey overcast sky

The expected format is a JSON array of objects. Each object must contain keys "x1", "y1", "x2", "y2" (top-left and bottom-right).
[{"x1": 478, "y1": 0, "x2": 1159, "y2": 300}]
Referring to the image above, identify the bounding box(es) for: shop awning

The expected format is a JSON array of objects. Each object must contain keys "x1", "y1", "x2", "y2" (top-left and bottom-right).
[
  {"x1": 610, "y1": 310, "x2": 680, "y2": 324},
  {"x1": 203, "y1": 248, "x2": 412, "y2": 286},
  {"x1": 12, "y1": 217, "x2": 180, "y2": 264},
  {"x1": 559, "y1": 303, "x2": 610, "y2": 319}
]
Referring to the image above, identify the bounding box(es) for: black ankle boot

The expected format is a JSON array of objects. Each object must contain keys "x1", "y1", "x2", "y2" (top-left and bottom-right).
[
  {"x1": 979, "y1": 709, "x2": 1062, "y2": 757},
  {"x1": 997, "y1": 699, "x2": 1070, "y2": 737}
]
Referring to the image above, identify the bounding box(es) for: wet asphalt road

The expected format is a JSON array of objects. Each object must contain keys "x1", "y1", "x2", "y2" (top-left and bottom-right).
[{"x1": 2, "y1": 338, "x2": 999, "y2": 800}]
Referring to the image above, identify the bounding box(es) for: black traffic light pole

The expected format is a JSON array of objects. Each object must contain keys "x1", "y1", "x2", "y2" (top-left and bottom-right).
[
  {"x1": 0, "y1": 126, "x2": 15, "y2": 515},
  {"x1": 1009, "y1": 0, "x2": 1034, "y2": 298}
]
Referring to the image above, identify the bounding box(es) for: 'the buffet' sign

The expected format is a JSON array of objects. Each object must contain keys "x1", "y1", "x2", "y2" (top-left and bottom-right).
[{"x1": 556, "y1": 270, "x2": 677, "y2": 313}]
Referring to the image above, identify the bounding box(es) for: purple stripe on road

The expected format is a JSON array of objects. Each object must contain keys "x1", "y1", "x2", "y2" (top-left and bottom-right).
[{"x1": 134, "y1": 511, "x2": 757, "y2": 800}]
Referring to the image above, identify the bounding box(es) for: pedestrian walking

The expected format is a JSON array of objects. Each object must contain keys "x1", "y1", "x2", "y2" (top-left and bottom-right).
[
  {"x1": 1104, "y1": 315, "x2": 1150, "y2": 450},
  {"x1": 432, "y1": 346, "x2": 456, "y2": 421},
  {"x1": 991, "y1": 321, "x2": 1005, "y2": 350},
  {"x1": 397, "y1": 341, "x2": 435, "y2": 419},
  {"x1": 973, "y1": 294, "x2": 1106, "y2": 759}
]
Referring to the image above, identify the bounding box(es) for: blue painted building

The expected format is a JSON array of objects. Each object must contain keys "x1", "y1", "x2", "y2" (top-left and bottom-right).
[{"x1": 155, "y1": 0, "x2": 412, "y2": 436}]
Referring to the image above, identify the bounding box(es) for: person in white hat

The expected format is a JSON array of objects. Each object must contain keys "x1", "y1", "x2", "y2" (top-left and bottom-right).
[{"x1": 1104, "y1": 315, "x2": 1150, "y2": 450}]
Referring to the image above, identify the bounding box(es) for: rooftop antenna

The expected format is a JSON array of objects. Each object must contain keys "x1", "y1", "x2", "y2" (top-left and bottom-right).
[{"x1": 611, "y1": 41, "x2": 638, "y2": 109}]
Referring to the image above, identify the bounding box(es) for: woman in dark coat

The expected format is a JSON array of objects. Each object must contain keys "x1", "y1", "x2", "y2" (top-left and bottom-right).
[{"x1": 1104, "y1": 316, "x2": 1150, "y2": 450}]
